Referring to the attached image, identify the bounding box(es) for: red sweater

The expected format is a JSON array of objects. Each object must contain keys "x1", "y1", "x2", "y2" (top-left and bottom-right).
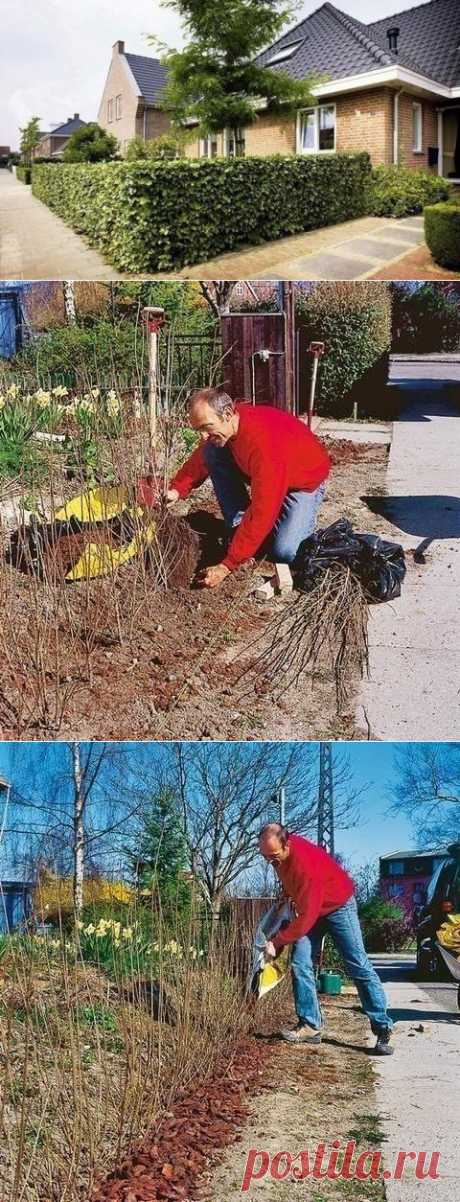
[
  {"x1": 170, "y1": 402, "x2": 331, "y2": 571},
  {"x1": 272, "y1": 834, "x2": 354, "y2": 951}
]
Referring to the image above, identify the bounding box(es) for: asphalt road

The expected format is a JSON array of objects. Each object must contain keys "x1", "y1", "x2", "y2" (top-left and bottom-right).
[{"x1": 371, "y1": 953, "x2": 460, "y2": 1015}]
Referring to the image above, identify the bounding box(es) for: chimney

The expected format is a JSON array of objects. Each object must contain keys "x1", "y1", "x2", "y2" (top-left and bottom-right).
[
  {"x1": 387, "y1": 26, "x2": 400, "y2": 55},
  {"x1": 74, "y1": 113, "x2": 79, "y2": 119},
  {"x1": 113, "y1": 40, "x2": 125, "y2": 55}
]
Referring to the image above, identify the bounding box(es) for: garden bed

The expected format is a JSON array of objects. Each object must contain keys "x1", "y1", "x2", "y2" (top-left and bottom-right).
[{"x1": 0, "y1": 439, "x2": 389, "y2": 742}]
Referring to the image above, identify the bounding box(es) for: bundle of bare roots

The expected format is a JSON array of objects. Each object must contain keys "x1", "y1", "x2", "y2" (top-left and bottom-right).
[{"x1": 237, "y1": 564, "x2": 369, "y2": 712}]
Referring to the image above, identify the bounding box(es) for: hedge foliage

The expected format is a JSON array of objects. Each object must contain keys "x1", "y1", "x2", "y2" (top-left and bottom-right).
[
  {"x1": 368, "y1": 165, "x2": 451, "y2": 218},
  {"x1": 296, "y1": 282, "x2": 392, "y2": 417},
  {"x1": 32, "y1": 152, "x2": 371, "y2": 272},
  {"x1": 16, "y1": 165, "x2": 31, "y2": 184},
  {"x1": 424, "y1": 202, "x2": 460, "y2": 269}
]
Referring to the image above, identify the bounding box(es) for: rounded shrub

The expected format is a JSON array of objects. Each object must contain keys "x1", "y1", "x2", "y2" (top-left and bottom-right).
[
  {"x1": 369, "y1": 166, "x2": 451, "y2": 218},
  {"x1": 296, "y1": 282, "x2": 392, "y2": 417},
  {"x1": 424, "y1": 202, "x2": 460, "y2": 269}
]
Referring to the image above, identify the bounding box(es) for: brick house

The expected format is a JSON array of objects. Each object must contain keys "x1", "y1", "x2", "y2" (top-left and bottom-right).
[
  {"x1": 186, "y1": 0, "x2": 460, "y2": 180},
  {"x1": 98, "y1": 40, "x2": 170, "y2": 155},
  {"x1": 32, "y1": 115, "x2": 87, "y2": 159},
  {"x1": 379, "y1": 847, "x2": 451, "y2": 924}
]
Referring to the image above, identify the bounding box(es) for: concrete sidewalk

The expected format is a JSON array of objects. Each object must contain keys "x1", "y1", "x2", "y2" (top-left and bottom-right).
[
  {"x1": 358, "y1": 357, "x2": 460, "y2": 740},
  {"x1": 369, "y1": 957, "x2": 460, "y2": 1201},
  {"x1": 172, "y1": 214, "x2": 424, "y2": 280},
  {"x1": 0, "y1": 169, "x2": 120, "y2": 280}
]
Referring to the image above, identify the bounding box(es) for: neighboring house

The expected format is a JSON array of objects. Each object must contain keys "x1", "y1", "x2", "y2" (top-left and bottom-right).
[
  {"x1": 98, "y1": 40, "x2": 170, "y2": 154},
  {"x1": 186, "y1": 0, "x2": 460, "y2": 179},
  {"x1": 379, "y1": 847, "x2": 451, "y2": 923},
  {"x1": 32, "y1": 115, "x2": 87, "y2": 159},
  {"x1": 0, "y1": 869, "x2": 35, "y2": 933},
  {"x1": 0, "y1": 145, "x2": 11, "y2": 165}
]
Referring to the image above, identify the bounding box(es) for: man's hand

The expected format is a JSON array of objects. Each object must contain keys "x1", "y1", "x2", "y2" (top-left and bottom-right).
[
  {"x1": 265, "y1": 940, "x2": 277, "y2": 959},
  {"x1": 197, "y1": 563, "x2": 231, "y2": 589},
  {"x1": 165, "y1": 488, "x2": 180, "y2": 507}
]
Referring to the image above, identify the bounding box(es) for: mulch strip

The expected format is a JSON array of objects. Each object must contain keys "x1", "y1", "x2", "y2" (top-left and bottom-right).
[{"x1": 91, "y1": 1035, "x2": 270, "y2": 1202}]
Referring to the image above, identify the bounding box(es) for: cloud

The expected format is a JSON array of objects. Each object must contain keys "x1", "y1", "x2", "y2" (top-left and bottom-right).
[{"x1": 0, "y1": 0, "x2": 185, "y2": 148}]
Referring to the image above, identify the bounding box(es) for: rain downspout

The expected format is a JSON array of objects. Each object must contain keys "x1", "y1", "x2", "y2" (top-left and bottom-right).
[{"x1": 393, "y1": 89, "x2": 404, "y2": 166}]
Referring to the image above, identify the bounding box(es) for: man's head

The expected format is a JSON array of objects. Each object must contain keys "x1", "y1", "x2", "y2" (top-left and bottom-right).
[
  {"x1": 188, "y1": 387, "x2": 238, "y2": 446},
  {"x1": 258, "y1": 823, "x2": 291, "y2": 867}
]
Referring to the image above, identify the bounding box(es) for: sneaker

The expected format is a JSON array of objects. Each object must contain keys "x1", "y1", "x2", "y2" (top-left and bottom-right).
[
  {"x1": 374, "y1": 1028, "x2": 394, "y2": 1056},
  {"x1": 280, "y1": 1021, "x2": 321, "y2": 1045}
]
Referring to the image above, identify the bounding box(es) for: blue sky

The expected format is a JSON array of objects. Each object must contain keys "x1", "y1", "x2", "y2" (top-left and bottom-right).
[
  {"x1": 0, "y1": 740, "x2": 414, "y2": 873},
  {"x1": 1, "y1": 0, "x2": 432, "y2": 148}
]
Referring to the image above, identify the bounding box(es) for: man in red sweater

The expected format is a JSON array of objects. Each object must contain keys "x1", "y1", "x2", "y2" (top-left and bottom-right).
[
  {"x1": 258, "y1": 825, "x2": 394, "y2": 1055},
  {"x1": 167, "y1": 387, "x2": 330, "y2": 588}
]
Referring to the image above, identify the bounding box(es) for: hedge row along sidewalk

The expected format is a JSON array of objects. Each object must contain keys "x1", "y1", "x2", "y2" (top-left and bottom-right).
[{"x1": 31, "y1": 152, "x2": 372, "y2": 274}]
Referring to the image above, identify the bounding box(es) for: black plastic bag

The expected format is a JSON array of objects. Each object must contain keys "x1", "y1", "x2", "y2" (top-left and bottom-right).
[{"x1": 293, "y1": 519, "x2": 406, "y2": 603}]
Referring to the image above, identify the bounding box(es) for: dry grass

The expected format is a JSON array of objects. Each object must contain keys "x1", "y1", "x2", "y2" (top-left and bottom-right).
[{"x1": 0, "y1": 911, "x2": 249, "y2": 1202}]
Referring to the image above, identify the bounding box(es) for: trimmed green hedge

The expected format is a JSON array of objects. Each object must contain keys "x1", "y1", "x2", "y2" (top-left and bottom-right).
[
  {"x1": 296, "y1": 282, "x2": 392, "y2": 418},
  {"x1": 425, "y1": 202, "x2": 460, "y2": 269},
  {"x1": 16, "y1": 166, "x2": 32, "y2": 185},
  {"x1": 369, "y1": 165, "x2": 451, "y2": 218},
  {"x1": 32, "y1": 153, "x2": 372, "y2": 272}
]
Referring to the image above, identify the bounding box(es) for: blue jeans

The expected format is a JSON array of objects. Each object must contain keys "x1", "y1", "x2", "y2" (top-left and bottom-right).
[
  {"x1": 290, "y1": 895, "x2": 393, "y2": 1036},
  {"x1": 202, "y1": 441, "x2": 325, "y2": 563}
]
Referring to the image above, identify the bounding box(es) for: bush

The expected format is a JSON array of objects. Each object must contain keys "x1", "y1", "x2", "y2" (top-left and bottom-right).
[
  {"x1": 16, "y1": 165, "x2": 31, "y2": 184},
  {"x1": 63, "y1": 122, "x2": 118, "y2": 164},
  {"x1": 32, "y1": 152, "x2": 372, "y2": 272},
  {"x1": 369, "y1": 166, "x2": 451, "y2": 218},
  {"x1": 358, "y1": 896, "x2": 411, "y2": 952},
  {"x1": 126, "y1": 134, "x2": 184, "y2": 161},
  {"x1": 392, "y1": 282, "x2": 460, "y2": 352},
  {"x1": 425, "y1": 202, "x2": 460, "y2": 269},
  {"x1": 296, "y1": 282, "x2": 392, "y2": 417}
]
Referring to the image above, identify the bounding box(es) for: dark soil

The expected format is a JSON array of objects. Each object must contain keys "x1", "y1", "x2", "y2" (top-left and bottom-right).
[{"x1": 0, "y1": 441, "x2": 389, "y2": 741}]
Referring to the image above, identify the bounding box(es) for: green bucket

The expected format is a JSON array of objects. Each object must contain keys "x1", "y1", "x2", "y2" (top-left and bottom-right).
[{"x1": 318, "y1": 971, "x2": 342, "y2": 995}]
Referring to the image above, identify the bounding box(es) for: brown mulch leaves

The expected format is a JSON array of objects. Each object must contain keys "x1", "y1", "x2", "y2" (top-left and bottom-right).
[{"x1": 91, "y1": 1036, "x2": 269, "y2": 1202}]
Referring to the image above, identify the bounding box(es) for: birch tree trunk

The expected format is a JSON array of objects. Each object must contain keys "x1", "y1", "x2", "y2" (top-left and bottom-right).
[
  {"x1": 72, "y1": 742, "x2": 85, "y2": 916},
  {"x1": 63, "y1": 281, "x2": 77, "y2": 325}
]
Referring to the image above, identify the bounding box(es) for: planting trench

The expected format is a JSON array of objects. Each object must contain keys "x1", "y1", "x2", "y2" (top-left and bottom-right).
[{"x1": 0, "y1": 440, "x2": 394, "y2": 742}]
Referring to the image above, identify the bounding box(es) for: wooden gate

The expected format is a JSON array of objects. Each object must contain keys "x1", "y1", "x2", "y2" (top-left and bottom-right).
[{"x1": 220, "y1": 311, "x2": 296, "y2": 411}]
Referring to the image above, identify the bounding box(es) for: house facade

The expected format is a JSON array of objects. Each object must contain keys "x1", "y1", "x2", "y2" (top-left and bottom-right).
[
  {"x1": 98, "y1": 41, "x2": 170, "y2": 155},
  {"x1": 32, "y1": 115, "x2": 87, "y2": 159},
  {"x1": 379, "y1": 847, "x2": 450, "y2": 923},
  {"x1": 186, "y1": 0, "x2": 460, "y2": 180}
]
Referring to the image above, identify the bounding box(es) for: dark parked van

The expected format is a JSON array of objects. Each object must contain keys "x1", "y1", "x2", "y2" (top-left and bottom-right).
[{"x1": 415, "y1": 842, "x2": 460, "y2": 978}]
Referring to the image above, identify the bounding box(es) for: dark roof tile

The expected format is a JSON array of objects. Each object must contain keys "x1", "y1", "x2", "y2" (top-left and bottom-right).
[
  {"x1": 125, "y1": 53, "x2": 168, "y2": 105},
  {"x1": 257, "y1": 0, "x2": 459, "y2": 89}
]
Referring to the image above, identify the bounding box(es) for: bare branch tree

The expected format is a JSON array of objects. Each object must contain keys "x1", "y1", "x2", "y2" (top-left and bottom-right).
[
  {"x1": 165, "y1": 742, "x2": 363, "y2": 934},
  {"x1": 390, "y1": 743, "x2": 460, "y2": 846}
]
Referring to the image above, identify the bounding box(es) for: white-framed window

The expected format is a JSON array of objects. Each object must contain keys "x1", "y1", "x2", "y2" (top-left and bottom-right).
[
  {"x1": 412, "y1": 101, "x2": 423, "y2": 152},
  {"x1": 201, "y1": 134, "x2": 219, "y2": 158},
  {"x1": 224, "y1": 127, "x2": 246, "y2": 158},
  {"x1": 115, "y1": 94, "x2": 122, "y2": 120},
  {"x1": 297, "y1": 104, "x2": 336, "y2": 153},
  {"x1": 107, "y1": 98, "x2": 113, "y2": 123}
]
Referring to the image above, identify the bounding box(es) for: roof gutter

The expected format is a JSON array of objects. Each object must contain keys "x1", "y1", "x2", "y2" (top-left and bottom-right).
[
  {"x1": 312, "y1": 64, "x2": 458, "y2": 102},
  {"x1": 393, "y1": 88, "x2": 404, "y2": 165}
]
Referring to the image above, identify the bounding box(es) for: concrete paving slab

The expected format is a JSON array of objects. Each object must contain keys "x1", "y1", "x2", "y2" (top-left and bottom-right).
[
  {"x1": 347, "y1": 236, "x2": 416, "y2": 260},
  {"x1": 316, "y1": 418, "x2": 392, "y2": 445},
  {"x1": 357, "y1": 364, "x2": 460, "y2": 740},
  {"x1": 292, "y1": 250, "x2": 376, "y2": 278},
  {"x1": 367, "y1": 964, "x2": 460, "y2": 1201},
  {"x1": 376, "y1": 225, "x2": 424, "y2": 244}
]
